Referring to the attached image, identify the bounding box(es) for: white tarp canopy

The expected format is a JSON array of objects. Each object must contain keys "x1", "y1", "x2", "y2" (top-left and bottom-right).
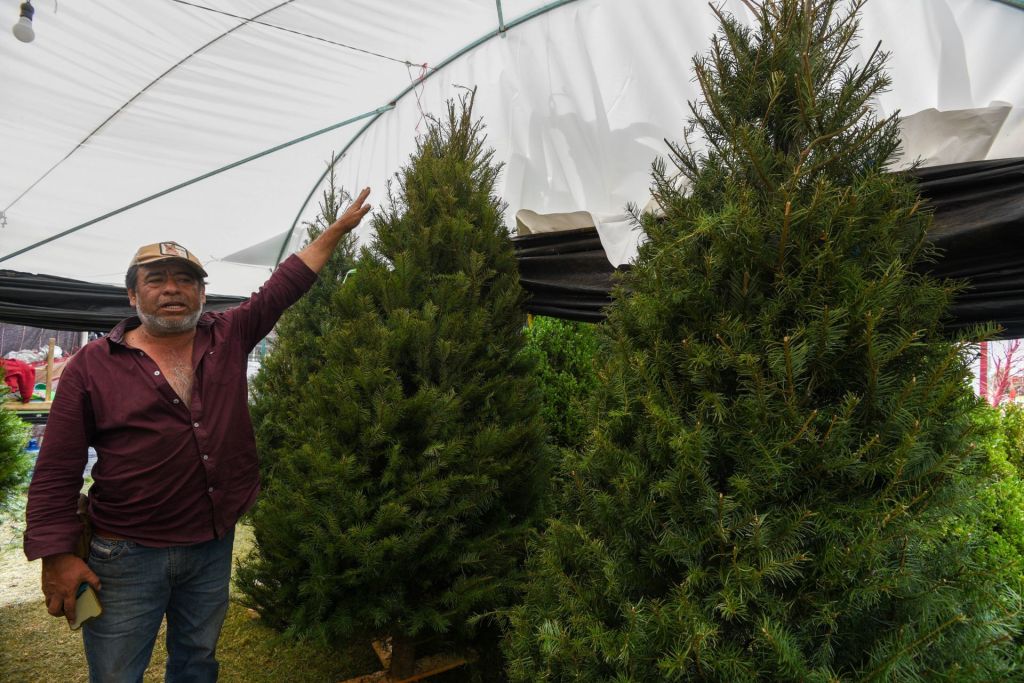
[{"x1": 1, "y1": 0, "x2": 1023, "y2": 296}]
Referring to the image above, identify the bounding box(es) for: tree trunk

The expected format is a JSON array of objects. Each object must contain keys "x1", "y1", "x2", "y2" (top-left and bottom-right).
[
  {"x1": 980, "y1": 341, "x2": 989, "y2": 404},
  {"x1": 389, "y1": 634, "x2": 416, "y2": 680}
]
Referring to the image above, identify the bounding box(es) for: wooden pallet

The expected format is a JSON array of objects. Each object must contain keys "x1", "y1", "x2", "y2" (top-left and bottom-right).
[
  {"x1": 2, "y1": 400, "x2": 52, "y2": 413},
  {"x1": 339, "y1": 638, "x2": 470, "y2": 683},
  {"x1": 0, "y1": 400, "x2": 50, "y2": 425},
  {"x1": 3, "y1": 337, "x2": 59, "y2": 418}
]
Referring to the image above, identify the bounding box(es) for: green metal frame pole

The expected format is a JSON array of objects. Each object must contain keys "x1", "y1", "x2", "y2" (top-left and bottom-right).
[
  {"x1": 0, "y1": 105, "x2": 394, "y2": 265},
  {"x1": 495, "y1": 0, "x2": 506, "y2": 32},
  {"x1": 276, "y1": 0, "x2": 578, "y2": 265},
  {"x1": 1, "y1": 0, "x2": 580, "y2": 267}
]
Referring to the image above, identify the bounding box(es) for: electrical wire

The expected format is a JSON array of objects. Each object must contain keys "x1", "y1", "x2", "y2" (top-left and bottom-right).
[{"x1": 167, "y1": 0, "x2": 434, "y2": 70}]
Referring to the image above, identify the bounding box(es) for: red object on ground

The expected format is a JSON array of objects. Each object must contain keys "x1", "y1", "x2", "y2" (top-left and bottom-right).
[{"x1": 2, "y1": 358, "x2": 35, "y2": 402}]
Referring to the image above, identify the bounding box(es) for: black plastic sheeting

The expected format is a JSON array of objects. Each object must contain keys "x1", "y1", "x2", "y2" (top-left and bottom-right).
[
  {"x1": 0, "y1": 270, "x2": 245, "y2": 332},
  {"x1": 514, "y1": 158, "x2": 1024, "y2": 338},
  {"x1": 2, "y1": 159, "x2": 1022, "y2": 336}
]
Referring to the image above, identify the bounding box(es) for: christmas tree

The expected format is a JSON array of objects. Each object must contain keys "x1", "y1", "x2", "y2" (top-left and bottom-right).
[
  {"x1": 0, "y1": 371, "x2": 30, "y2": 514},
  {"x1": 506, "y1": 1, "x2": 1018, "y2": 680},
  {"x1": 238, "y1": 93, "x2": 550, "y2": 675}
]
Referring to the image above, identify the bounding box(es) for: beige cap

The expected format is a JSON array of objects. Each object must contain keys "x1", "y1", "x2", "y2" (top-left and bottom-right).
[{"x1": 129, "y1": 241, "x2": 208, "y2": 277}]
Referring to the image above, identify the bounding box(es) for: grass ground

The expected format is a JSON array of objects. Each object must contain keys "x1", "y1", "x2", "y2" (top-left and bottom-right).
[
  {"x1": 1, "y1": 490, "x2": 490, "y2": 682},
  {"x1": 0, "y1": 498, "x2": 381, "y2": 682},
  {"x1": 0, "y1": 599, "x2": 380, "y2": 682}
]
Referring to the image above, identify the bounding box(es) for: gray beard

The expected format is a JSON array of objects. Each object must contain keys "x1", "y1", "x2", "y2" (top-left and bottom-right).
[{"x1": 136, "y1": 304, "x2": 203, "y2": 335}]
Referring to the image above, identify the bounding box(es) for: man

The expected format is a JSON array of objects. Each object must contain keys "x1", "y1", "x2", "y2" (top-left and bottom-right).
[{"x1": 23, "y1": 187, "x2": 370, "y2": 682}]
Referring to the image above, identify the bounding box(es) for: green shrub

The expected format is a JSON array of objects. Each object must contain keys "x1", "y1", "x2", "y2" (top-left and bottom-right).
[
  {"x1": 0, "y1": 370, "x2": 30, "y2": 515},
  {"x1": 1000, "y1": 402, "x2": 1024, "y2": 473},
  {"x1": 521, "y1": 316, "x2": 600, "y2": 451},
  {"x1": 972, "y1": 403, "x2": 1024, "y2": 658}
]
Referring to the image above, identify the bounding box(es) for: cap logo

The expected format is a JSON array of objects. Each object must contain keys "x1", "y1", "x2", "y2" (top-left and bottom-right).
[
  {"x1": 159, "y1": 242, "x2": 189, "y2": 259},
  {"x1": 129, "y1": 241, "x2": 208, "y2": 278}
]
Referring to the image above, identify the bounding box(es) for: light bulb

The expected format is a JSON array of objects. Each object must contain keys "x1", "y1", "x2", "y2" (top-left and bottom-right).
[
  {"x1": 12, "y1": 2, "x2": 34, "y2": 43},
  {"x1": 12, "y1": 17, "x2": 34, "y2": 42}
]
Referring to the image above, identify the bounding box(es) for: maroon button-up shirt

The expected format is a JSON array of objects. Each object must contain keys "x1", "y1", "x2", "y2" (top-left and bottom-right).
[{"x1": 24, "y1": 255, "x2": 317, "y2": 560}]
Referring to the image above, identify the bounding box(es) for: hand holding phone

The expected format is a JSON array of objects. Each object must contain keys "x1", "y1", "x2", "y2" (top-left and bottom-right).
[{"x1": 69, "y1": 583, "x2": 103, "y2": 630}]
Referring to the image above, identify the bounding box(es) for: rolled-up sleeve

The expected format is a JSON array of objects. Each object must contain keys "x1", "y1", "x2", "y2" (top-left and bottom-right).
[{"x1": 24, "y1": 360, "x2": 93, "y2": 560}]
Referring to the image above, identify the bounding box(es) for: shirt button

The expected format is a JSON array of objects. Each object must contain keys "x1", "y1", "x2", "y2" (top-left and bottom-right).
[
  {"x1": 202, "y1": 454, "x2": 209, "y2": 461},
  {"x1": 193, "y1": 422, "x2": 200, "y2": 428},
  {"x1": 208, "y1": 487, "x2": 214, "y2": 493},
  {"x1": 154, "y1": 370, "x2": 161, "y2": 376},
  {"x1": 173, "y1": 398, "x2": 180, "y2": 404}
]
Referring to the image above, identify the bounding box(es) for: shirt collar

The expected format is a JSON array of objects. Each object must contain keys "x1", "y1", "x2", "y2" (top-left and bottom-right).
[
  {"x1": 105, "y1": 312, "x2": 213, "y2": 352},
  {"x1": 107, "y1": 316, "x2": 141, "y2": 348}
]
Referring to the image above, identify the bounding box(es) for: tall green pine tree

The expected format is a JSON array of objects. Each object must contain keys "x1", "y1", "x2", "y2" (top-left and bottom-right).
[
  {"x1": 238, "y1": 94, "x2": 550, "y2": 670},
  {"x1": 506, "y1": 1, "x2": 1018, "y2": 680}
]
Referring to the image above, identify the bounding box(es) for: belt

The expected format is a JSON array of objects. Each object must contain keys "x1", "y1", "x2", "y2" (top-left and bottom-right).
[{"x1": 92, "y1": 528, "x2": 129, "y2": 541}]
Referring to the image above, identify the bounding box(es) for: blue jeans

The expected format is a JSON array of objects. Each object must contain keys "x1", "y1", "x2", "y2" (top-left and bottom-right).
[{"x1": 83, "y1": 528, "x2": 235, "y2": 683}]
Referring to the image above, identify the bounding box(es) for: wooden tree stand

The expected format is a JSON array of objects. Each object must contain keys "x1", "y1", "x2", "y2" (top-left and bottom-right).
[{"x1": 339, "y1": 636, "x2": 472, "y2": 683}]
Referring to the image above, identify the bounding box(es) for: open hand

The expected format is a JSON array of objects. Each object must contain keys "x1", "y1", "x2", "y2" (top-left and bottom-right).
[
  {"x1": 296, "y1": 187, "x2": 372, "y2": 273},
  {"x1": 329, "y1": 187, "x2": 371, "y2": 236}
]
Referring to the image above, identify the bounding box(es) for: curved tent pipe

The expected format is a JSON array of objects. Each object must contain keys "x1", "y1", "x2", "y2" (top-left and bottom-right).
[
  {"x1": 275, "y1": 112, "x2": 390, "y2": 266},
  {"x1": 1, "y1": 0, "x2": 298, "y2": 219},
  {"x1": 0, "y1": 105, "x2": 394, "y2": 265},
  {"x1": 2, "y1": 0, "x2": 1021, "y2": 295},
  {"x1": 275, "y1": 0, "x2": 579, "y2": 265},
  {"x1": 2, "y1": 0, "x2": 578, "y2": 270}
]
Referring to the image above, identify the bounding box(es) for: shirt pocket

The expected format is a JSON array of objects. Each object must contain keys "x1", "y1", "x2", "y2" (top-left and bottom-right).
[{"x1": 205, "y1": 352, "x2": 246, "y2": 389}]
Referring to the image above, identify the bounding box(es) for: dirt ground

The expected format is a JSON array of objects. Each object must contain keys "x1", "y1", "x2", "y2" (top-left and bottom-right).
[
  {"x1": 0, "y1": 497, "x2": 255, "y2": 608},
  {"x1": 0, "y1": 511, "x2": 382, "y2": 683},
  {"x1": 0, "y1": 498, "x2": 37, "y2": 607}
]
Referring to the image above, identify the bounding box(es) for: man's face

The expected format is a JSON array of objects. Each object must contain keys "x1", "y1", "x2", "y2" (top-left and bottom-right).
[{"x1": 127, "y1": 262, "x2": 206, "y2": 336}]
